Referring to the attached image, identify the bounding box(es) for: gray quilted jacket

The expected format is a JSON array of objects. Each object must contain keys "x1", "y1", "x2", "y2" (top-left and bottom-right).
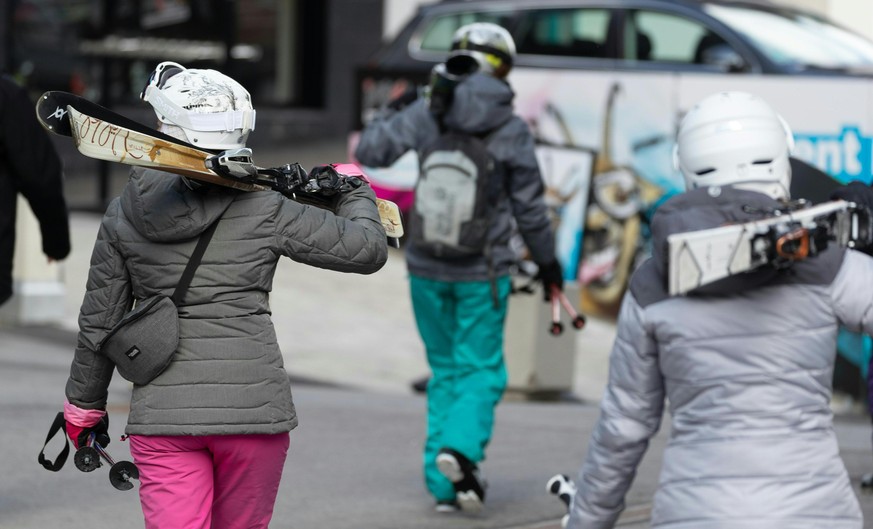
[
  {"x1": 568, "y1": 187, "x2": 870, "y2": 529},
  {"x1": 354, "y1": 72, "x2": 555, "y2": 280},
  {"x1": 65, "y1": 168, "x2": 387, "y2": 436}
]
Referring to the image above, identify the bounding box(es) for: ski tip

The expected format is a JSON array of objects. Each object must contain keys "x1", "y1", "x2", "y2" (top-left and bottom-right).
[{"x1": 35, "y1": 91, "x2": 74, "y2": 137}]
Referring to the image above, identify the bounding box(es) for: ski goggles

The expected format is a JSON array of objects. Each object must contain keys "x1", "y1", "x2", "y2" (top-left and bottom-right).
[
  {"x1": 449, "y1": 42, "x2": 513, "y2": 67},
  {"x1": 140, "y1": 61, "x2": 185, "y2": 100},
  {"x1": 140, "y1": 61, "x2": 256, "y2": 133}
]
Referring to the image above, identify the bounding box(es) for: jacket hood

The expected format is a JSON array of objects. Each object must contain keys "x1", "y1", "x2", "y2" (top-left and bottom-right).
[
  {"x1": 120, "y1": 168, "x2": 236, "y2": 242},
  {"x1": 443, "y1": 73, "x2": 514, "y2": 134},
  {"x1": 651, "y1": 186, "x2": 786, "y2": 296}
]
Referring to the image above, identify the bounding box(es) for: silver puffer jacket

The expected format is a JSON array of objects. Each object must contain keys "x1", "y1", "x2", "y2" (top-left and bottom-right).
[
  {"x1": 568, "y1": 187, "x2": 870, "y2": 529},
  {"x1": 66, "y1": 168, "x2": 387, "y2": 436}
]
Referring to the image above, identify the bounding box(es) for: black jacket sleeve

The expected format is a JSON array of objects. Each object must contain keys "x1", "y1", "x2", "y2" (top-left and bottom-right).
[{"x1": 0, "y1": 76, "x2": 70, "y2": 260}]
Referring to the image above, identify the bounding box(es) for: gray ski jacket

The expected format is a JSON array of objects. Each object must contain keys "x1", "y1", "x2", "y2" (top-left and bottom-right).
[
  {"x1": 66, "y1": 168, "x2": 387, "y2": 436},
  {"x1": 354, "y1": 72, "x2": 555, "y2": 280},
  {"x1": 568, "y1": 187, "x2": 869, "y2": 529}
]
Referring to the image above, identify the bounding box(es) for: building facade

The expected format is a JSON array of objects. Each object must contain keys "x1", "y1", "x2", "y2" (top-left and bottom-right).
[{"x1": 0, "y1": 0, "x2": 385, "y2": 140}]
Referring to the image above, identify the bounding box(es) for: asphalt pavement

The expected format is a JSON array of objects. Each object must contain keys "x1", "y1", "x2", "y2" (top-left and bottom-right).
[
  {"x1": 3, "y1": 137, "x2": 873, "y2": 528},
  {"x1": 0, "y1": 324, "x2": 663, "y2": 529},
  {"x1": 5, "y1": 310, "x2": 873, "y2": 529}
]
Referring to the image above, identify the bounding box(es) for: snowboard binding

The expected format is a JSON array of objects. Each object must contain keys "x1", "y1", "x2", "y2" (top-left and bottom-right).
[{"x1": 74, "y1": 432, "x2": 140, "y2": 491}]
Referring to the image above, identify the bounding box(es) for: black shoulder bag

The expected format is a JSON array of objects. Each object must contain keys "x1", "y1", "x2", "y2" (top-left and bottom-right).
[{"x1": 96, "y1": 219, "x2": 219, "y2": 386}]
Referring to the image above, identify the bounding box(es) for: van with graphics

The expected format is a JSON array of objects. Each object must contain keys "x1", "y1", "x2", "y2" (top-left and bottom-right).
[{"x1": 348, "y1": 0, "x2": 873, "y2": 389}]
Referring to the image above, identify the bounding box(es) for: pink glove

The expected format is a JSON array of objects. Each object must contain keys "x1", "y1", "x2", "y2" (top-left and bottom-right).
[
  {"x1": 63, "y1": 401, "x2": 108, "y2": 449},
  {"x1": 330, "y1": 163, "x2": 370, "y2": 183}
]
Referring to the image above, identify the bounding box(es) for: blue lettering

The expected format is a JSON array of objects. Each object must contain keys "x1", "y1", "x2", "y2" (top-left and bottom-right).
[{"x1": 793, "y1": 126, "x2": 872, "y2": 184}]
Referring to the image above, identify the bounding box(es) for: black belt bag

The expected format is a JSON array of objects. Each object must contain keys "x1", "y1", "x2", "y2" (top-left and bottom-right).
[{"x1": 97, "y1": 219, "x2": 219, "y2": 386}]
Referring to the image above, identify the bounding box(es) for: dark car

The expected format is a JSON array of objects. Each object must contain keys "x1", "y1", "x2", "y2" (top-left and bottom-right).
[{"x1": 358, "y1": 0, "x2": 873, "y2": 108}]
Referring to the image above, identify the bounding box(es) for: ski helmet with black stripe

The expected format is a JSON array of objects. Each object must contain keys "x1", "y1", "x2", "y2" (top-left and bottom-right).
[
  {"x1": 445, "y1": 23, "x2": 516, "y2": 78},
  {"x1": 140, "y1": 61, "x2": 256, "y2": 150}
]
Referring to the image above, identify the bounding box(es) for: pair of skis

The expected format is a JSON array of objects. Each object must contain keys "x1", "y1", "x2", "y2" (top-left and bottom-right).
[
  {"x1": 668, "y1": 199, "x2": 873, "y2": 296},
  {"x1": 35, "y1": 91, "x2": 404, "y2": 245}
]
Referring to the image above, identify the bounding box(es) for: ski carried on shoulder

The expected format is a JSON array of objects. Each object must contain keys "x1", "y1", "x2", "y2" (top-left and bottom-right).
[
  {"x1": 668, "y1": 199, "x2": 872, "y2": 296},
  {"x1": 35, "y1": 91, "x2": 404, "y2": 244}
]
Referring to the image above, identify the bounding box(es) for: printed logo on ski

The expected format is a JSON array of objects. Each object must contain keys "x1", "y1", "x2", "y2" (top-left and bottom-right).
[{"x1": 47, "y1": 106, "x2": 67, "y2": 121}]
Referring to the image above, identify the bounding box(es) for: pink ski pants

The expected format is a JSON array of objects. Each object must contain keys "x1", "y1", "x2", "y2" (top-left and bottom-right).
[{"x1": 129, "y1": 433, "x2": 290, "y2": 529}]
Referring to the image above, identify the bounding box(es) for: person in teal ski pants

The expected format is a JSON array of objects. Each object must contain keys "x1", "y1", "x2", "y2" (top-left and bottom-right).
[{"x1": 355, "y1": 23, "x2": 562, "y2": 512}]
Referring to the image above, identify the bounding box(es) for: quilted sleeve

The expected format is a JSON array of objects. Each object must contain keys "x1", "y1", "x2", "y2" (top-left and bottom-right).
[
  {"x1": 65, "y1": 201, "x2": 132, "y2": 409},
  {"x1": 567, "y1": 291, "x2": 664, "y2": 529},
  {"x1": 501, "y1": 119, "x2": 556, "y2": 265},
  {"x1": 354, "y1": 99, "x2": 435, "y2": 168},
  {"x1": 273, "y1": 185, "x2": 388, "y2": 274}
]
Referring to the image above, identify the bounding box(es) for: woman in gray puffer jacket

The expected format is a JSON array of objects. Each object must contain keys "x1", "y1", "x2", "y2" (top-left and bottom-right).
[
  {"x1": 63, "y1": 64, "x2": 387, "y2": 529},
  {"x1": 567, "y1": 92, "x2": 870, "y2": 529}
]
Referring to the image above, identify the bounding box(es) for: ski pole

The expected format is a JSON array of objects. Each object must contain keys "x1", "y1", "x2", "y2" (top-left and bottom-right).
[
  {"x1": 547, "y1": 473, "x2": 577, "y2": 508},
  {"x1": 555, "y1": 288, "x2": 586, "y2": 330},
  {"x1": 547, "y1": 474, "x2": 577, "y2": 529},
  {"x1": 862, "y1": 473, "x2": 873, "y2": 493},
  {"x1": 550, "y1": 289, "x2": 564, "y2": 336},
  {"x1": 74, "y1": 432, "x2": 139, "y2": 491},
  {"x1": 549, "y1": 286, "x2": 586, "y2": 336}
]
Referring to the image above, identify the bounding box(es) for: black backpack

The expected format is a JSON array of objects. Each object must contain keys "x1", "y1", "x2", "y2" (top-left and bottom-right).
[{"x1": 410, "y1": 128, "x2": 501, "y2": 258}]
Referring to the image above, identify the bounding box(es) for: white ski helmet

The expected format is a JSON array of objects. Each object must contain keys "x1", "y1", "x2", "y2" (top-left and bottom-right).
[
  {"x1": 140, "y1": 61, "x2": 256, "y2": 150},
  {"x1": 445, "y1": 22, "x2": 516, "y2": 78},
  {"x1": 675, "y1": 91, "x2": 794, "y2": 200}
]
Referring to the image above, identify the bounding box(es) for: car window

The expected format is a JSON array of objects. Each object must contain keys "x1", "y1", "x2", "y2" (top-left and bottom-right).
[
  {"x1": 514, "y1": 9, "x2": 612, "y2": 58},
  {"x1": 418, "y1": 11, "x2": 515, "y2": 52},
  {"x1": 705, "y1": 4, "x2": 873, "y2": 70},
  {"x1": 625, "y1": 10, "x2": 736, "y2": 65}
]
